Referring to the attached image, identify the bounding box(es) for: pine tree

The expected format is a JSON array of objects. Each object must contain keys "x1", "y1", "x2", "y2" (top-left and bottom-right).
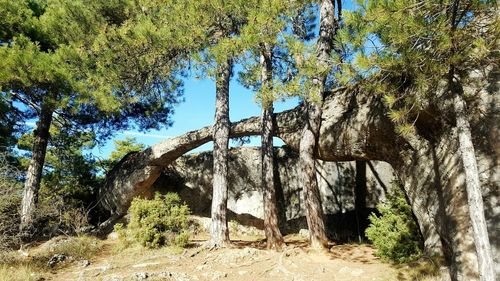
[
  {"x1": 299, "y1": 0, "x2": 340, "y2": 250},
  {"x1": 236, "y1": 0, "x2": 318, "y2": 250},
  {"x1": 237, "y1": 0, "x2": 287, "y2": 250},
  {"x1": 0, "y1": 0, "x2": 193, "y2": 234},
  {"x1": 342, "y1": 1, "x2": 498, "y2": 279},
  {"x1": 194, "y1": 1, "x2": 244, "y2": 248}
]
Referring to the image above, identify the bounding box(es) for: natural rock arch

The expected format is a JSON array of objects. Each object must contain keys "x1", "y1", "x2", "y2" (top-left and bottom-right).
[{"x1": 99, "y1": 78, "x2": 499, "y2": 280}]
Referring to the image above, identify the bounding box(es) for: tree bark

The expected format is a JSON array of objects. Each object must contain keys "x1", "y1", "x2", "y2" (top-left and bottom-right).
[
  {"x1": 300, "y1": 103, "x2": 329, "y2": 249},
  {"x1": 20, "y1": 101, "x2": 53, "y2": 234},
  {"x1": 209, "y1": 59, "x2": 232, "y2": 247},
  {"x1": 260, "y1": 44, "x2": 284, "y2": 250},
  {"x1": 299, "y1": 0, "x2": 337, "y2": 249},
  {"x1": 453, "y1": 90, "x2": 495, "y2": 281}
]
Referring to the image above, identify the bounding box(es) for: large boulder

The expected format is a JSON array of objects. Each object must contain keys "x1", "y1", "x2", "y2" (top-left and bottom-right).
[{"x1": 150, "y1": 146, "x2": 393, "y2": 240}]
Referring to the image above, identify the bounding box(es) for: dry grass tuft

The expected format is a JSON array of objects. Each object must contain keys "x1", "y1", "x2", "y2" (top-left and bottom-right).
[{"x1": 0, "y1": 235, "x2": 103, "y2": 281}]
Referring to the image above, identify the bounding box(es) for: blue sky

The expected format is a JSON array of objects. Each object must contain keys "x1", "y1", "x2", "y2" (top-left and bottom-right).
[{"x1": 93, "y1": 73, "x2": 300, "y2": 157}]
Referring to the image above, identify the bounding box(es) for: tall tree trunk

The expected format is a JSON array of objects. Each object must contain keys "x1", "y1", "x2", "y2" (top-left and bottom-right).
[
  {"x1": 300, "y1": 103, "x2": 328, "y2": 249},
  {"x1": 299, "y1": 0, "x2": 337, "y2": 249},
  {"x1": 453, "y1": 90, "x2": 495, "y2": 281},
  {"x1": 209, "y1": 59, "x2": 232, "y2": 247},
  {"x1": 20, "y1": 101, "x2": 53, "y2": 235},
  {"x1": 260, "y1": 44, "x2": 284, "y2": 250},
  {"x1": 446, "y1": 2, "x2": 494, "y2": 278}
]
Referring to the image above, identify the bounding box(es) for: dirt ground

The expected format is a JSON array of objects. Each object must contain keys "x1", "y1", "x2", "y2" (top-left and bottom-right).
[{"x1": 47, "y1": 234, "x2": 436, "y2": 281}]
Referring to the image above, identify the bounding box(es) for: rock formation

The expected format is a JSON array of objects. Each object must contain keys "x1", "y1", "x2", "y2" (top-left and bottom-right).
[
  {"x1": 150, "y1": 147, "x2": 393, "y2": 241},
  {"x1": 99, "y1": 71, "x2": 499, "y2": 279}
]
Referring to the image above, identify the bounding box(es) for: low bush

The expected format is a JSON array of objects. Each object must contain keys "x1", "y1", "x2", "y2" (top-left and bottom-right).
[
  {"x1": 365, "y1": 181, "x2": 423, "y2": 263},
  {"x1": 0, "y1": 154, "x2": 23, "y2": 250},
  {"x1": 0, "y1": 153, "x2": 93, "y2": 247},
  {"x1": 118, "y1": 192, "x2": 191, "y2": 248},
  {"x1": 47, "y1": 235, "x2": 103, "y2": 260},
  {"x1": 0, "y1": 186, "x2": 22, "y2": 250}
]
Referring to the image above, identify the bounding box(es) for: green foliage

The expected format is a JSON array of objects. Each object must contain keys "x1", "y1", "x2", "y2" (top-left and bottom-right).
[
  {"x1": 0, "y1": 152, "x2": 23, "y2": 250},
  {"x1": 0, "y1": 151, "x2": 94, "y2": 244},
  {"x1": 1, "y1": 0, "x2": 188, "y2": 147},
  {"x1": 97, "y1": 136, "x2": 147, "y2": 173},
  {"x1": 365, "y1": 182, "x2": 423, "y2": 263},
  {"x1": 124, "y1": 192, "x2": 191, "y2": 248},
  {"x1": 0, "y1": 182, "x2": 22, "y2": 251},
  {"x1": 236, "y1": 0, "x2": 313, "y2": 107},
  {"x1": 109, "y1": 137, "x2": 146, "y2": 164},
  {"x1": 17, "y1": 127, "x2": 101, "y2": 213},
  {"x1": 0, "y1": 93, "x2": 22, "y2": 152},
  {"x1": 341, "y1": 0, "x2": 499, "y2": 137}
]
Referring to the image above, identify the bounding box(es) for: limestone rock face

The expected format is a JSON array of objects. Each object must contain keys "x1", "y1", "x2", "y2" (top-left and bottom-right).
[{"x1": 150, "y1": 147, "x2": 393, "y2": 238}]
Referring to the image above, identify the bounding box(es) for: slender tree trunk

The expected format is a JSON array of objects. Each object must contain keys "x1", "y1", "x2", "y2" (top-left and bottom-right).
[
  {"x1": 260, "y1": 44, "x2": 284, "y2": 250},
  {"x1": 446, "y1": 1, "x2": 494, "y2": 277},
  {"x1": 209, "y1": 59, "x2": 232, "y2": 247},
  {"x1": 299, "y1": 0, "x2": 337, "y2": 249},
  {"x1": 453, "y1": 91, "x2": 495, "y2": 281},
  {"x1": 20, "y1": 101, "x2": 53, "y2": 234},
  {"x1": 300, "y1": 104, "x2": 328, "y2": 249}
]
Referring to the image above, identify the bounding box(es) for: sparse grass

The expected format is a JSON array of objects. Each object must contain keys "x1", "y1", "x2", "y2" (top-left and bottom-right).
[
  {"x1": 0, "y1": 264, "x2": 45, "y2": 281},
  {"x1": 0, "y1": 235, "x2": 103, "y2": 281},
  {"x1": 49, "y1": 235, "x2": 103, "y2": 260},
  {"x1": 227, "y1": 219, "x2": 264, "y2": 240},
  {"x1": 395, "y1": 255, "x2": 443, "y2": 281}
]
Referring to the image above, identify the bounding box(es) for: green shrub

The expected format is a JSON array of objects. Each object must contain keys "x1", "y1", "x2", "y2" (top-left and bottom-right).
[
  {"x1": 0, "y1": 186, "x2": 21, "y2": 250},
  {"x1": 365, "y1": 182, "x2": 423, "y2": 263},
  {"x1": 127, "y1": 192, "x2": 191, "y2": 248},
  {"x1": 0, "y1": 155, "x2": 23, "y2": 250}
]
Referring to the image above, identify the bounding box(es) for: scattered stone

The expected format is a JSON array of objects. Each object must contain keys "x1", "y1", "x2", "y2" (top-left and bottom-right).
[
  {"x1": 36, "y1": 236, "x2": 70, "y2": 254},
  {"x1": 202, "y1": 271, "x2": 227, "y2": 280},
  {"x1": 195, "y1": 264, "x2": 208, "y2": 271},
  {"x1": 18, "y1": 249, "x2": 29, "y2": 258},
  {"x1": 77, "y1": 225, "x2": 94, "y2": 234},
  {"x1": 134, "y1": 272, "x2": 148, "y2": 280},
  {"x1": 79, "y1": 259, "x2": 91, "y2": 267},
  {"x1": 151, "y1": 271, "x2": 191, "y2": 281},
  {"x1": 298, "y1": 229, "x2": 309, "y2": 238},
  {"x1": 107, "y1": 232, "x2": 119, "y2": 240},
  {"x1": 47, "y1": 254, "x2": 67, "y2": 268}
]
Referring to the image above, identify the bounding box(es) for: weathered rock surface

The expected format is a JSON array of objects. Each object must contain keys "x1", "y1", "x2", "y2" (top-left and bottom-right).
[{"x1": 151, "y1": 147, "x2": 393, "y2": 239}]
